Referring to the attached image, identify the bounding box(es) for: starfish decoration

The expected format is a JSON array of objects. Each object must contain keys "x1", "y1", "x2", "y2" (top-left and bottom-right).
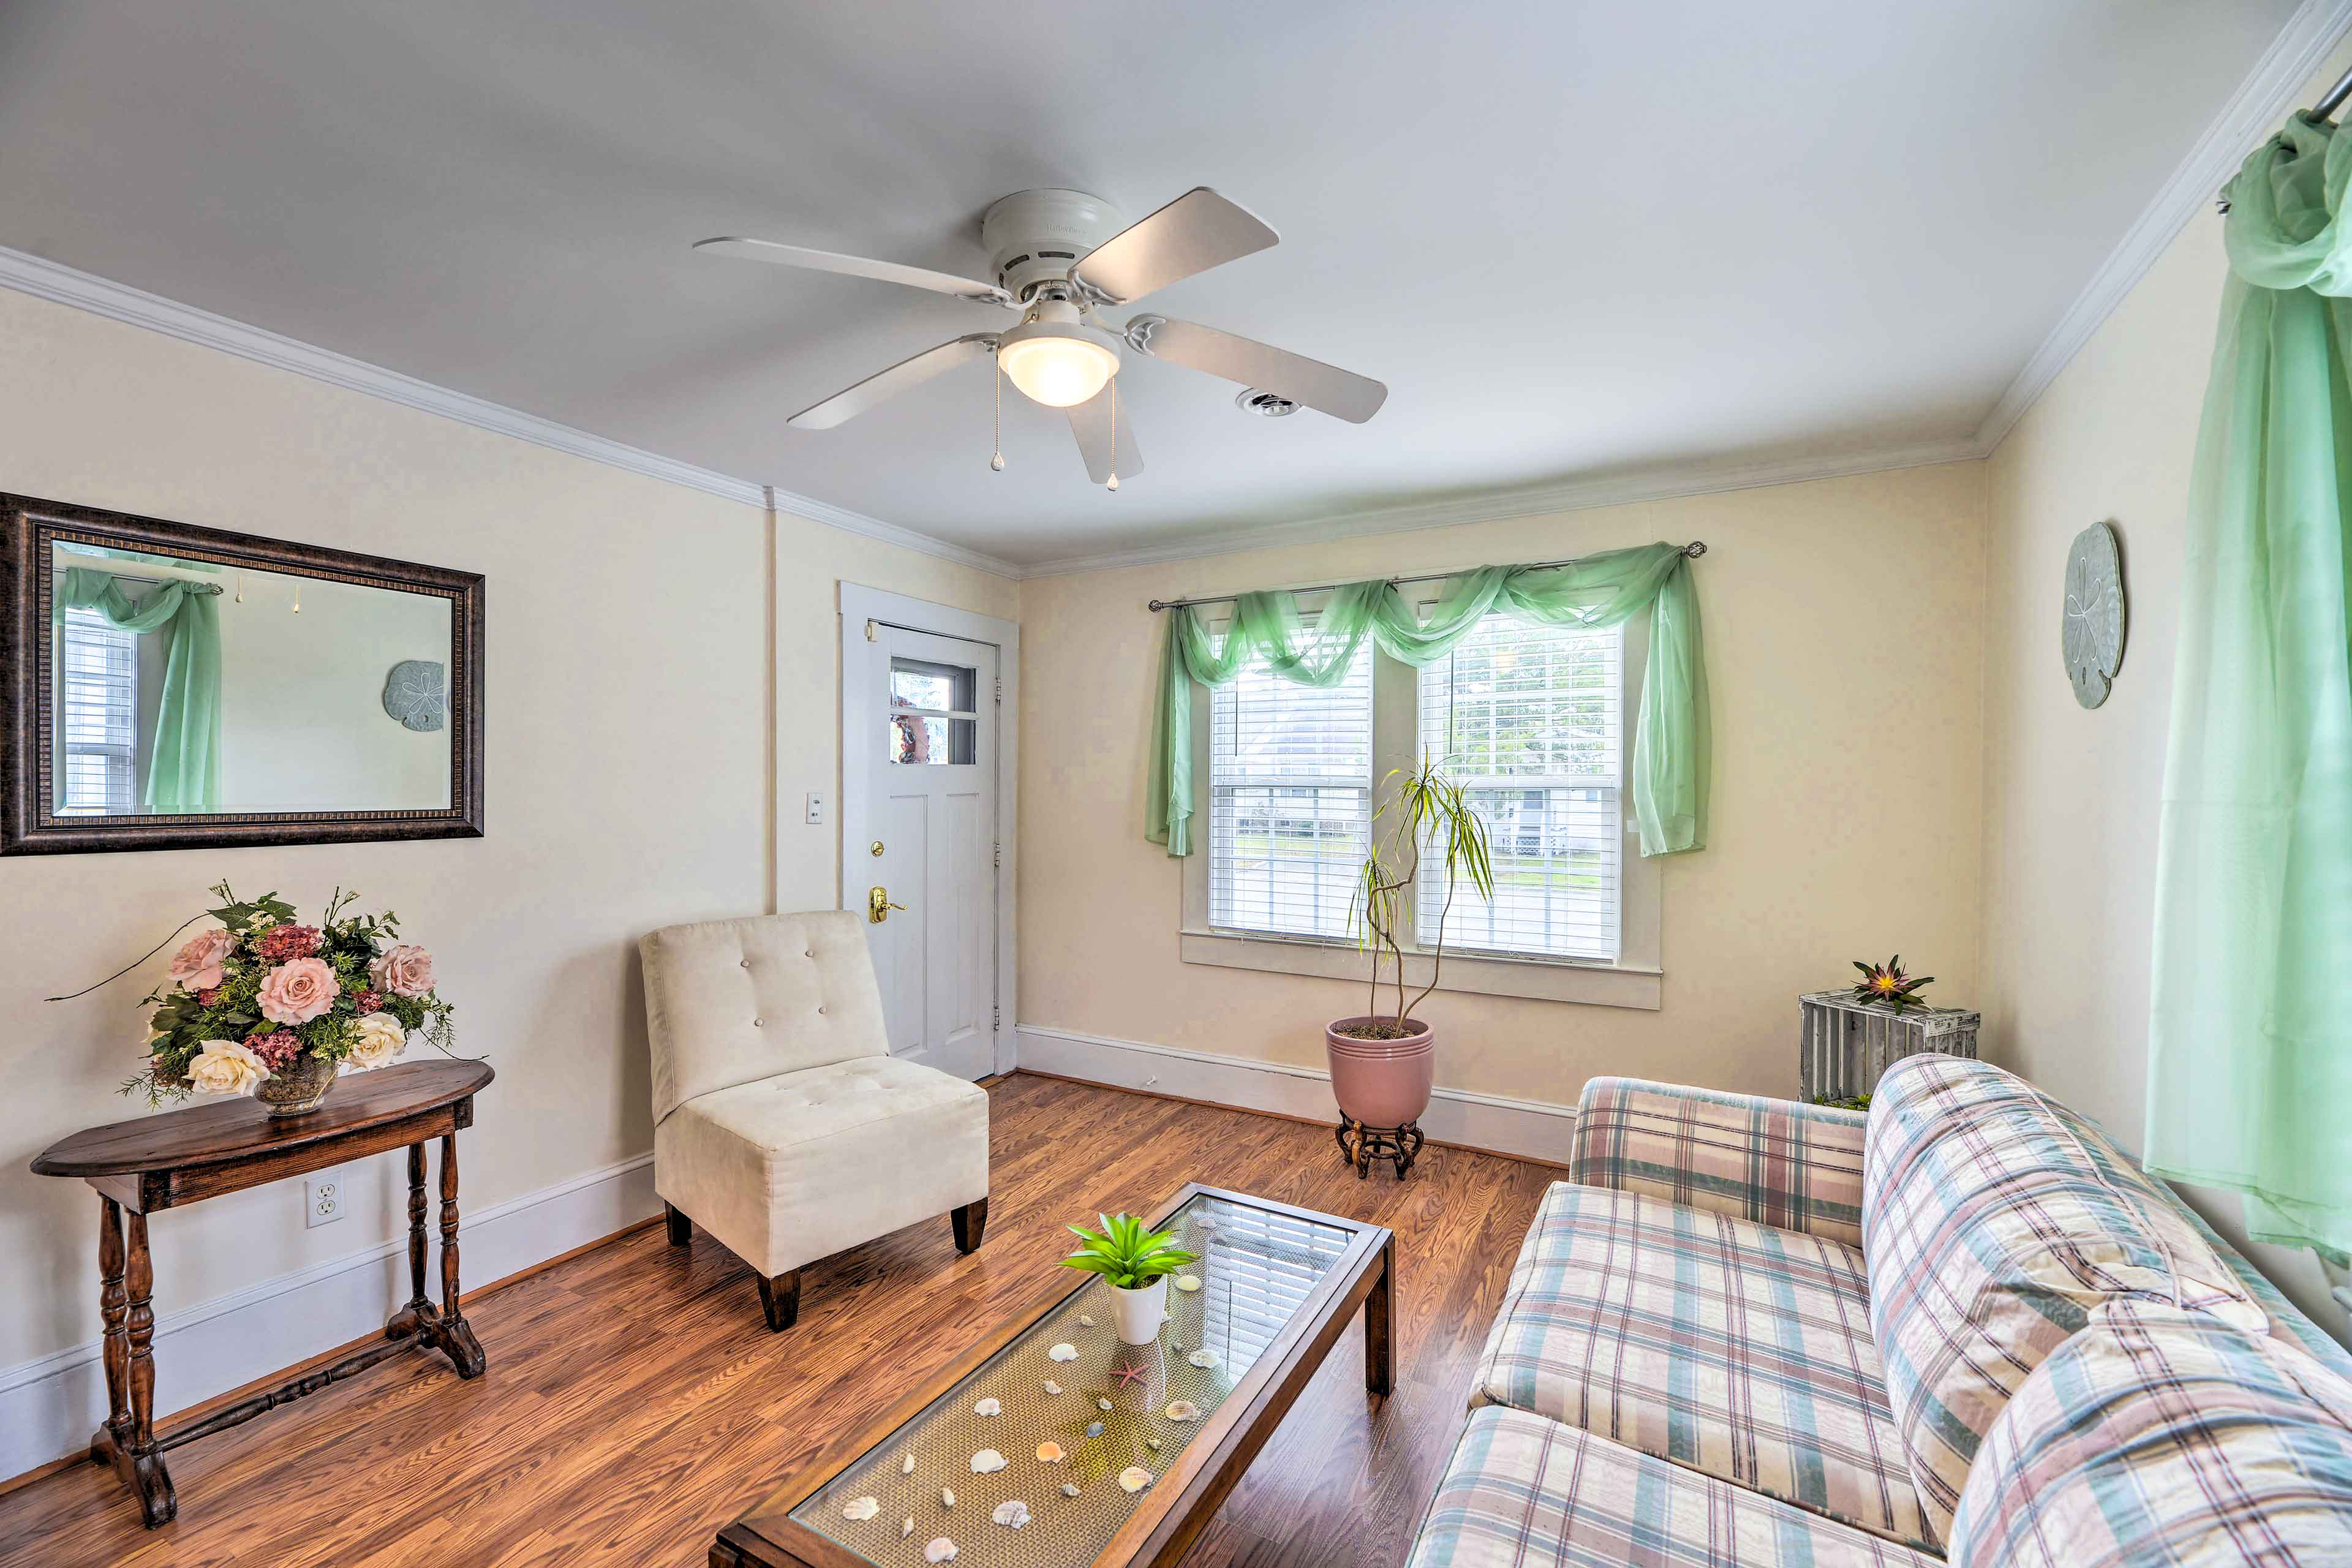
[{"x1": 1110, "y1": 1357, "x2": 1152, "y2": 1389}]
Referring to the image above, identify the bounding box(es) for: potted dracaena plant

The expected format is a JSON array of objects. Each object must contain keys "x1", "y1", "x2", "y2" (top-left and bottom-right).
[
  {"x1": 1060, "y1": 1213, "x2": 1199, "y2": 1346},
  {"x1": 1327, "y1": 755, "x2": 1495, "y2": 1139}
]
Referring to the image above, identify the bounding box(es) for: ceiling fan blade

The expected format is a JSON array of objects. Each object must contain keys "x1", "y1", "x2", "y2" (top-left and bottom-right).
[
  {"x1": 1126, "y1": 316, "x2": 1387, "y2": 423},
  {"x1": 695, "y1": 236, "x2": 1014, "y2": 307},
  {"x1": 787, "y1": 334, "x2": 999, "y2": 430},
  {"x1": 1069, "y1": 188, "x2": 1278, "y2": 306},
  {"x1": 1065, "y1": 384, "x2": 1144, "y2": 486}
]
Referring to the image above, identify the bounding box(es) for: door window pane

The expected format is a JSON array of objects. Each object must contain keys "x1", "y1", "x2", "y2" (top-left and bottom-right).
[{"x1": 888, "y1": 656, "x2": 977, "y2": 765}]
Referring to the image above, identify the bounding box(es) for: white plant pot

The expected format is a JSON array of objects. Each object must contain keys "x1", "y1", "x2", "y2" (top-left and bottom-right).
[{"x1": 1110, "y1": 1277, "x2": 1169, "y2": 1346}]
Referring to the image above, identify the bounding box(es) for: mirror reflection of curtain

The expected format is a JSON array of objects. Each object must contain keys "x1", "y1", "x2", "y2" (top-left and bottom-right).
[{"x1": 55, "y1": 567, "x2": 222, "y2": 812}]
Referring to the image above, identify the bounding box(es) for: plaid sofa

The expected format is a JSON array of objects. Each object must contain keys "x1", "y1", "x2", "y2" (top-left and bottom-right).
[{"x1": 1408, "y1": 1058, "x2": 2352, "y2": 1568}]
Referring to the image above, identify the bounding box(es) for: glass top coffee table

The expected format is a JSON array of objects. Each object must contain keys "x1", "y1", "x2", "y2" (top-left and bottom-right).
[{"x1": 712, "y1": 1183, "x2": 1395, "y2": 1568}]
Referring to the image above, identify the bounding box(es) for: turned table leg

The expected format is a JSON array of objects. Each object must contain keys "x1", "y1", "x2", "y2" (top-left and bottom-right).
[
  {"x1": 1364, "y1": 1232, "x2": 1395, "y2": 1398},
  {"x1": 121, "y1": 1210, "x2": 176, "y2": 1526},
  {"x1": 385, "y1": 1142, "x2": 433, "y2": 1341},
  {"x1": 93, "y1": 1196, "x2": 132, "y2": 1463},
  {"x1": 436, "y1": 1133, "x2": 486, "y2": 1378}
]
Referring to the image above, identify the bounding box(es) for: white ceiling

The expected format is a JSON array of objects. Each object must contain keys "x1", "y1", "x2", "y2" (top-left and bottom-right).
[{"x1": 0, "y1": 1, "x2": 2305, "y2": 567}]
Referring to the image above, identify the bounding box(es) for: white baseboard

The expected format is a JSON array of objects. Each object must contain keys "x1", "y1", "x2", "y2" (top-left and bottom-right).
[
  {"x1": 0, "y1": 1150, "x2": 658, "y2": 1480},
  {"x1": 1012, "y1": 1024, "x2": 1578, "y2": 1167}
]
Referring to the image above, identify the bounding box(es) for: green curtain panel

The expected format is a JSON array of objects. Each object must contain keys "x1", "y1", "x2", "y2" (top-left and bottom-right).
[
  {"x1": 2148, "y1": 114, "x2": 2352, "y2": 1264},
  {"x1": 55, "y1": 567, "x2": 222, "y2": 813},
  {"x1": 1145, "y1": 541, "x2": 1708, "y2": 858}
]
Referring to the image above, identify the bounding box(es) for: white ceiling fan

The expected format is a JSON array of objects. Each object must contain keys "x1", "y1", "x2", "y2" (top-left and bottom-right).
[{"x1": 694, "y1": 187, "x2": 1388, "y2": 488}]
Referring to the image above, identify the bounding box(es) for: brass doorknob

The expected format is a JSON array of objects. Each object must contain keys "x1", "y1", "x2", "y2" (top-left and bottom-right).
[{"x1": 867, "y1": 885, "x2": 907, "y2": 924}]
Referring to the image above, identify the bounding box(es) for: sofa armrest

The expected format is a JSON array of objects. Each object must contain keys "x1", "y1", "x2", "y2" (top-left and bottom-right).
[{"x1": 1570, "y1": 1077, "x2": 1868, "y2": 1248}]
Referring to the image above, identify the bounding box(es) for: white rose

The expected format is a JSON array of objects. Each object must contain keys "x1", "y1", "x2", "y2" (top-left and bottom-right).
[
  {"x1": 187, "y1": 1039, "x2": 269, "y2": 1096},
  {"x1": 349, "y1": 1011, "x2": 407, "y2": 1070}
]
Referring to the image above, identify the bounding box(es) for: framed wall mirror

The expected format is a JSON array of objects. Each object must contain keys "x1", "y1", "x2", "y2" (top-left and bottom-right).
[{"x1": 2, "y1": 493, "x2": 484, "y2": 855}]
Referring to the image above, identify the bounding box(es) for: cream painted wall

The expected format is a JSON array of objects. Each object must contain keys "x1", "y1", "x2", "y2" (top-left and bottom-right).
[
  {"x1": 1977, "y1": 48, "x2": 2352, "y2": 1345},
  {"x1": 1017, "y1": 462, "x2": 1988, "y2": 1111},
  {"x1": 214, "y1": 569, "x2": 453, "y2": 811},
  {"x1": 0, "y1": 283, "x2": 1013, "y2": 1389}
]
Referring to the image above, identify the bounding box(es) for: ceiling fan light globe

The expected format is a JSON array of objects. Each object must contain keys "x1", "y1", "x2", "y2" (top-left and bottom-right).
[{"x1": 998, "y1": 335, "x2": 1117, "y2": 408}]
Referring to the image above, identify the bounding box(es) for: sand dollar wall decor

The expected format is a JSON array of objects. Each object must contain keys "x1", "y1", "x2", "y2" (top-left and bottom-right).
[
  {"x1": 2062, "y1": 521, "x2": 2126, "y2": 708},
  {"x1": 382, "y1": 659, "x2": 447, "y2": 731}
]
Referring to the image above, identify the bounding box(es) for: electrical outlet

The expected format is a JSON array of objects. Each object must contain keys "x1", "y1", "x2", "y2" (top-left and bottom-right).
[
  {"x1": 305, "y1": 1169, "x2": 344, "y2": 1228},
  {"x1": 805, "y1": 791, "x2": 826, "y2": 824}
]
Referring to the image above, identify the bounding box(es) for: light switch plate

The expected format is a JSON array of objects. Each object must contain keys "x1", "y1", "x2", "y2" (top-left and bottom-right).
[
  {"x1": 805, "y1": 792, "x2": 825, "y2": 824},
  {"x1": 305, "y1": 1169, "x2": 344, "y2": 1227}
]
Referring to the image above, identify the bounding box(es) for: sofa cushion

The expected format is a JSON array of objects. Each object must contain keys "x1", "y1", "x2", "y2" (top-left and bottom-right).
[
  {"x1": 654, "y1": 1054, "x2": 987, "y2": 1276},
  {"x1": 1945, "y1": 1302, "x2": 2352, "y2": 1567},
  {"x1": 1572, "y1": 1076, "x2": 1869, "y2": 1248},
  {"x1": 1862, "y1": 1055, "x2": 2267, "y2": 1542},
  {"x1": 2175, "y1": 1196, "x2": 2352, "y2": 1381},
  {"x1": 640, "y1": 910, "x2": 889, "y2": 1123},
  {"x1": 1472, "y1": 1182, "x2": 1934, "y2": 1551},
  {"x1": 1409, "y1": 1405, "x2": 1940, "y2": 1568}
]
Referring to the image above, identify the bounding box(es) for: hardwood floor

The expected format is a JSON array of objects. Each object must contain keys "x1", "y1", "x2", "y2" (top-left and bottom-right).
[{"x1": 0, "y1": 1074, "x2": 1560, "y2": 1567}]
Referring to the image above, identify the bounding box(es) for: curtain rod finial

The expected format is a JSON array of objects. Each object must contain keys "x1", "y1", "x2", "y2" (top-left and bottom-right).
[{"x1": 1683, "y1": 541, "x2": 1708, "y2": 559}]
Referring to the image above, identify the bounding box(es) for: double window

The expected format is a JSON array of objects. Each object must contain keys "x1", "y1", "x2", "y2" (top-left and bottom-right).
[{"x1": 1192, "y1": 601, "x2": 1659, "y2": 1004}]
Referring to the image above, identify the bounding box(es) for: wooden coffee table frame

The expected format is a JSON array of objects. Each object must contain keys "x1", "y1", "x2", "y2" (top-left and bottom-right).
[{"x1": 712, "y1": 1182, "x2": 1396, "y2": 1568}]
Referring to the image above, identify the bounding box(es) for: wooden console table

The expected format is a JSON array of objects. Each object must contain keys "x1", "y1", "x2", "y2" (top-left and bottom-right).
[{"x1": 30, "y1": 1058, "x2": 494, "y2": 1527}]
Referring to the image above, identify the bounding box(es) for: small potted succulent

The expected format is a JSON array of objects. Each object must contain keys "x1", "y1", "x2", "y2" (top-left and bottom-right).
[
  {"x1": 1327, "y1": 756, "x2": 1494, "y2": 1131},
  {"x1": 1060, "y1": 1213, "x2": 1197, "y2": 1346}
]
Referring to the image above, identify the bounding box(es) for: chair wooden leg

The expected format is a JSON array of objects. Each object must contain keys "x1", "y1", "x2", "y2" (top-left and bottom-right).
[
  {"x1": 755, "y1": 1270, "x2": 801, "y2": 1332},
  {"x1": 665, "y1": 1202, "x2": 692, "y2": 1247},
  {"x1": 951, "y1": 1197, "x2": 989, "y2": 1254}
]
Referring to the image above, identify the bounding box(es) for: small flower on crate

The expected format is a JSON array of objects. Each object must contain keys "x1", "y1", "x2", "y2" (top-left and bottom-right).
[
  {"x1": 1850, "y1": 954, "x2": 1934, "y2": 1014},
  {"x1": 124, "y1": 882, "x2": 456, "y2": 1104}
]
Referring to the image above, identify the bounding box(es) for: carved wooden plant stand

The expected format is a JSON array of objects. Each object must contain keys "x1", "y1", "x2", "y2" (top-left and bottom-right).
[
  {"x1": 1335, "y1": 1117, "x2": 1425, "y2": 1180},
  {"x1": 31, "y1": 1059, "x2": 493, "y2": 1527}
]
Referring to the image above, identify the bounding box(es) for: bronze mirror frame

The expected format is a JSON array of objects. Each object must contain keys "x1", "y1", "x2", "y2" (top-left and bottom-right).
[{"x1": 1, "y1": 492, "x2": 485, "y2": 856}]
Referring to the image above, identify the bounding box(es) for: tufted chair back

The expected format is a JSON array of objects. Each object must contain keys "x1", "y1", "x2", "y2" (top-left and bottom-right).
[{"x1": 640, "y1": 910, "x2": 888, "y2": 1124}]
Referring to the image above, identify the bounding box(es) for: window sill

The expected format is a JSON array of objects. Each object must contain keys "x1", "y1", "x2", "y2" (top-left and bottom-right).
[{"x1": 1178, "y1": 929, "x2": 1662, "y2": 1011}]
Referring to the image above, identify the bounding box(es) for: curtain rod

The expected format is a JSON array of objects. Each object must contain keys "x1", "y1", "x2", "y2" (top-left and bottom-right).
[
  {"x1": 2215, "y1": 62, "x2": 2352, "y2": 213},
  {"x1": 1145, "y1": 540, "x2": 1706, "y2": 613}
]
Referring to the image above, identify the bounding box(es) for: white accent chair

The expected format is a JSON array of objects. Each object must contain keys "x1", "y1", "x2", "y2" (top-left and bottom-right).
[{"x1": 639, "y1": 910, "x2": 990, "y2": 1330}]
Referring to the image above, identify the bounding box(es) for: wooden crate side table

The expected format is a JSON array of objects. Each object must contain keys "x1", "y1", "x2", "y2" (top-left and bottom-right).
[
  {"x1": 1797, "y1": 992, "x2": 1979, "y2": 1102},
  {"x1": 29, "y1": 1057, "x2": 494, "y2": 1527}
]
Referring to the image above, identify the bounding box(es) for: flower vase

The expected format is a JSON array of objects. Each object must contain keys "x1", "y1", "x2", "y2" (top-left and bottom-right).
[
  {"x1": 1110, "y1": 1276, "x2": 1169, "y2": 1346},
  {"x1": 255, "y1": 1052, "x2": 338, "y2": 1118}
]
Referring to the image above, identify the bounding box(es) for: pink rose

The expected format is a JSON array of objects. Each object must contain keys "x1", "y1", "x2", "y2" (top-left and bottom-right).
[
  {"x1": 370, "y1": 944, "x2": 434, "y2": 999},
  {"x1": 257, "y1": 956, "x2": 339, "y2": 1025},
  {"x1": 168, "y1": 928, "x2": 234, "y2": 993}
]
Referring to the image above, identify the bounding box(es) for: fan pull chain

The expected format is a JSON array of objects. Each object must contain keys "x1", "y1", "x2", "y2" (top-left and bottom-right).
[
  {"x1": 990, "y1": 363, "x2": 1005, "y2": 472},
  {"x1": 1107, "y1": 379, "x2": 1120, "y2": 492}
]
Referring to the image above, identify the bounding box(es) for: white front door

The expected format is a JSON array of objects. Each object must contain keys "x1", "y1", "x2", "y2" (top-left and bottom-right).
[{"x1": 845, "y1": 624, "x2": 998, "y2": 1081}]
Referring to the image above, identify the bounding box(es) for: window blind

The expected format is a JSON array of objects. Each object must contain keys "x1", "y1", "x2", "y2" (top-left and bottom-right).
[
  {"x1": 1208, "y1": 640, "x2": 1372, "y2": 940},
  {"x1": 1417, "y1": 614, "x2": 1622, "y2": 960},
  {"x1": 59, "y1": 607, "x2": 138, "y2": 814}
]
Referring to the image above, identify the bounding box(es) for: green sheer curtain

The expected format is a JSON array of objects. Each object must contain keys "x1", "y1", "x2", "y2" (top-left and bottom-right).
[
  {"x1": 1145, "y1": 541, "x2": 1708, "y2": 858},
  {"x1": 2147, "y1": 113, "x2": 2352, "y2": 1264},
  {"x1": 55, "y1": 567, "x2": 222, "y2": 812}
]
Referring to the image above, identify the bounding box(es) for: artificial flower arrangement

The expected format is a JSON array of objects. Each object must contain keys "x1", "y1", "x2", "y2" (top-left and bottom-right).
[{"x1": 126, "y1": 881, "x2": 454, "y2": 1105}]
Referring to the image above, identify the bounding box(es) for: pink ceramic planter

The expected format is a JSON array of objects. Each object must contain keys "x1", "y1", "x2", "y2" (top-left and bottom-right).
[{"x1": 1324, "y1": 1016, "x2": 1436, "y2": 1128}]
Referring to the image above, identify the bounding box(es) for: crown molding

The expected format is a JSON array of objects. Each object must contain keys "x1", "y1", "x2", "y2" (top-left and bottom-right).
[
  {"x1": 1974, "y1": 0, "x2": 2352, "y2": 454},
  {"x1": 0, "y1": 244, "x2": 1023, "y2": 581},
  {"x1": 1017, "y1": 437, "x2": 1983, "y2": 578}
]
